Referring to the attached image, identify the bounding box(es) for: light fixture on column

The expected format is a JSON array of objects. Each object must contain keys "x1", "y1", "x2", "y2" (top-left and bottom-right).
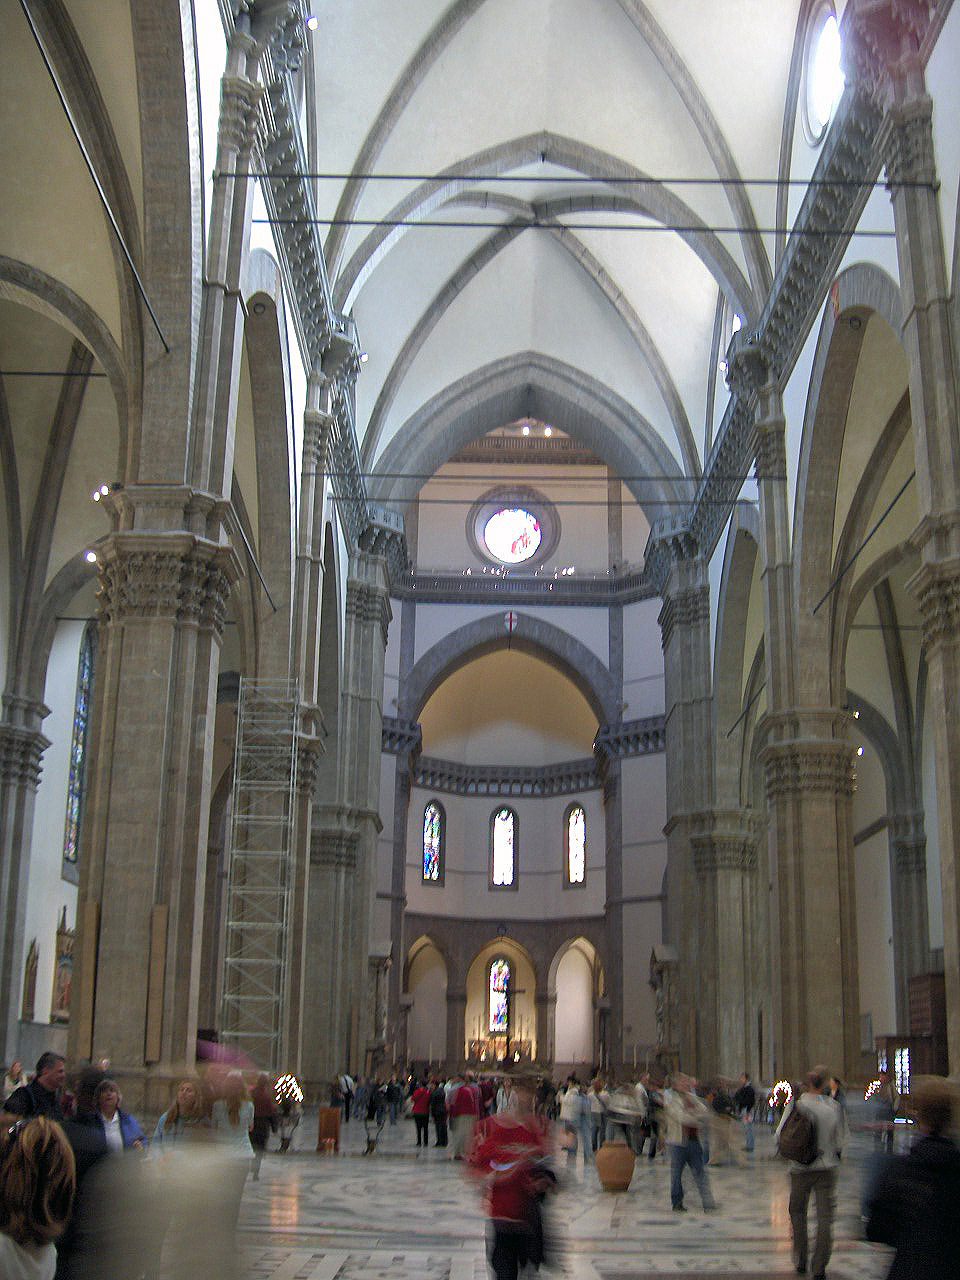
[
  {"x1": 84, "y1": 550, "x2": 98, "y2": 564},
  {"x1": 305, "y1": 14, "x2": 319, "y2": 31}
]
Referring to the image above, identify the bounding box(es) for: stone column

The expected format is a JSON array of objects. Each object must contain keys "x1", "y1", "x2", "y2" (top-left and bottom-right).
[
  {"x1": 446, "y1": 989, "x2": 466, "y2": 1065},
  {"x1": 388, "y1": 767, "x2": 413, "y2": 1054},
  {"x1": 887, "y1": 810, "x2": 929, "y2": 1027},
  {"x1": 535, "y1": 991, "x2": 556, "y2": 1067},
  {"x1": 0, "y1": 704, "x2": 50, "y2": 1060},
  {"x1": 69, "y1": 524, "x2": 239, "y2": 1110},
  {"x1": 690, "y1": 809, "x2": 760, "y2": 1077},
  {"x1": 762, "y1": 725, "x2": 860, "y2": 1080},
  {"x1": 658, "y1": 543, "x2": 712, "y2": 1070},
  {"x1": 878, "y1": 76, "x2": 960, "y2": 1073}
]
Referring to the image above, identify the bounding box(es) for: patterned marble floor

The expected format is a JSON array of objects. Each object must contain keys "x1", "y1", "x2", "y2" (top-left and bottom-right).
[{"x1": 236, "y1": 1114, "x2": 897, "y2": 1280}]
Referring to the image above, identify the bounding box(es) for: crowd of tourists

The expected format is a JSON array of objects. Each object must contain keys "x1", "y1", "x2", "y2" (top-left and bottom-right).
[{"x1": 0, "y1": 1050, "x2": 303, "y2": 1278}]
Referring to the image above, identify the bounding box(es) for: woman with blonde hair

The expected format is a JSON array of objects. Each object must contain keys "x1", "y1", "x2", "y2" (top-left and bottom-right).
[
  {"x1": 152, "y1": 1079, "x2": 209, "y2": 1147},
  {"x1": 0, "y1": 1114, "x2": 75, "y2": 1279}
]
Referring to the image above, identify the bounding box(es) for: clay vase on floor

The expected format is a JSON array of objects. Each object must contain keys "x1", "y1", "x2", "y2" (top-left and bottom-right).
[{"x1": 596, "y1": 1140, "x2": 635, "y2": 1191}]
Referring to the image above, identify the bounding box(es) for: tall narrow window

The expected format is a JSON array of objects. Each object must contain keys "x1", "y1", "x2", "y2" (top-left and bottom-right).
[
  {"x1": 489, "y1": 958, "x2": 510, "y2": 1033},
  {"x1": 490, "y1": 807, "x2": 517, "y2": 887},
  {"x1": 423, "y1": 800, "x2": 444, "y2": 883},
  {"x1": 566, "y1": 804, "x2": 586, "y2": 885},
  {"x1": 62, "y1": 625, "x2": 95, "y2": 879}
]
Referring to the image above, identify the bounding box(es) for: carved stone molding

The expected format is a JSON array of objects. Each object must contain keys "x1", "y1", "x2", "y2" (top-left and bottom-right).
[
  {"x1": 0, "y1": 724, "x2": 51, "y2": 791},
  {"x1": 907, "y1": 557, "x2": 960, "y2": 652},
  {"x1": 878, "y1": 95, "x2": 937, "y2": 188},
  {"x1": 219, "y1": 75, "x2": 264, "y2": 155},
  {"x1": 844, "y1": 1, "x2": 939, "y2": 103},
  {"x1": 310, "y1": 827, "x2": 359, "y2": 870},
  {"x1": 658, "y1": 583, "x2": 710, "y2": 651},
  {"x1": 381, "y1": 716, "x2": 422, "y2": 757},
  {"x1": 762, "y1": 742, "x2": 857, "y2": 800},
  {"x1": 97, "y1": 543, "x2": 237, "y2": 636}
]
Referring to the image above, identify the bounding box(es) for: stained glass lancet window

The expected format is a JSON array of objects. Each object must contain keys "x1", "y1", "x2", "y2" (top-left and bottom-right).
[
  {"x1": 566, "y1": 805, "x2": 586, "y2": 884},
  {"x1": 62, "y1": 625, "x2": 95, "y2": 870},
  {"x1": 423, "y1": 801, "x2": 444, "y2": 882},
  {"x1": 491, "y1": 807, "x2": 516, "y2": 886},
  {"x1": 489, "y1": 958, "x2": 510, "y2": 1033}
]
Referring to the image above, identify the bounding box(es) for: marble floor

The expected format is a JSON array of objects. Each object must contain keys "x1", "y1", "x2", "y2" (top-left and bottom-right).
[{"x1": 237, "y1": 1114, "x2": 896, "y2": 1280}]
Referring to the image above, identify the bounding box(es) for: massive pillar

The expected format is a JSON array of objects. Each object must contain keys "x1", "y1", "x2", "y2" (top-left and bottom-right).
[
  {"x1": 446, "y1": 988, "x2": 466, "y2": 1065},
  {"x1": 601, "y1": 761, "x2": 624, "y2": 1068},
  {"x1": 877, "y1": 63, "x2": 960, "y2": 1073},
  {"x1": 657, "y1": 541, "x2": 713, "y2": 1070},
  {"x1": 70, "y1": 516, "x2": 239, "y2": 1109},
  {"x1": 888, "y1": 810, "x2": 929, "y2": 1026}
]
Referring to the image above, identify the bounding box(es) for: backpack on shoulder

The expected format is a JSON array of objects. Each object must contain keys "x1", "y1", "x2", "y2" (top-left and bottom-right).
[{"x1": 777, "y1": 1100, "x2": 819, "y2": 1165}]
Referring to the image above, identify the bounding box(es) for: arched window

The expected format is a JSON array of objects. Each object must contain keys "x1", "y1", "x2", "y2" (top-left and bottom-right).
[
  {"x1": 422, "y1": 800, "x2": 444, "y2": 883},
  {"x1": 62, "y1": 625, "x2": 96, "y2": 879},
  {"x1": 489, "y1": 958, "x2": 511, "y2": 1033},
  {"x1": 490, "y1": 807, "x2": 517, "y2": 888},
  {"x1": 565, "y1": 804, "x2": 586, "y2": 886}
]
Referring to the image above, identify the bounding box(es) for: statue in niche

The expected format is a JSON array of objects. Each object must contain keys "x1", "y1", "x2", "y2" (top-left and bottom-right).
[
  {"x1": 21, "y1": 939, "x2": 38, "y2": 1021},
  {"x1": 50, "y1": 908, "x2": 74, "y2": 1024}
]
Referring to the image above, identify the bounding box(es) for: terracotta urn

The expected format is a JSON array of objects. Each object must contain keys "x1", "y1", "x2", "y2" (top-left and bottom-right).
[{"x1": 595, "y1": 1140, "x2": 635, "y2": 1191}]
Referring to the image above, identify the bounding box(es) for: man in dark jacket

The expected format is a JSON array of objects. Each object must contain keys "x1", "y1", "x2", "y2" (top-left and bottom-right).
[
  {"x1": 733, "y1": 1072, "x2": 757, "y2": 1156},
  {"x1": 865, "y1": 1077, "x2": 960, "y2": 1280},
  {"x1": 4, "y1": 1050, "x2": 66, "y2": 1120}
]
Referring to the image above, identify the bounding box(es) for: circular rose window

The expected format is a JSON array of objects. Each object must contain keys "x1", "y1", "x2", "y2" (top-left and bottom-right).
[{"x1": 483, "y1": 508, "x2": 542, "y2": 564}]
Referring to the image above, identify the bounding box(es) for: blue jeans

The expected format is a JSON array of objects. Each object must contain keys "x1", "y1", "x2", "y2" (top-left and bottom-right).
[
  {"x1": 564, "y1": 1115, "x2": 593, "y2": 1163},
  {"x1": 669, "y1": 1139, "x2": 715, "y2": 1209}
]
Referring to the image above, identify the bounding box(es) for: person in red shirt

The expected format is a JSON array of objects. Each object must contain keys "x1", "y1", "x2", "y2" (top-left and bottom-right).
[
  {"x1": 468, "y1": 1077, "x2": 553, "y2": 1280},
  {"x1": 410, "y1": 1079, "x2": 432, "y2": 1148},
  {"x1": 449, "y1": 1073, "x2": 482, "y2": 1159}
]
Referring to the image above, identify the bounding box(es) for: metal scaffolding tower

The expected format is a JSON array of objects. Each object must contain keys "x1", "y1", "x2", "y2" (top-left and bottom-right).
[{"x1": 220, "y1": 678, "x2": 299, "y2": 1071}]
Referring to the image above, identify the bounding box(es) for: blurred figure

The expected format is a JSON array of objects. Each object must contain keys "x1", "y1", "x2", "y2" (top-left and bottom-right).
[
  {"x1": 588, "y1": 1077, "x2": 608, "y2": 1152},
  {"x1": 664, "y1": 1074, "x2": 716, "y2": 1213},
  {"x1": 6, "y1": 1054, "x2": 66, "y2": 1122},
  {"x1": 275, "y1": 1076, "x2": 303, "y2": 1154},
  {"x1": 2, "y1": 1062, "x2": 27, "y2": 1104},
  {"x1": 467, "y1": 1077, "x2": 553, "y2": 1280},
  {"x1": 211, "y1": 1072, "x2": 254, "y2": 1226},
  {"x1": 337, "y1": 1070, "x2": 354, "y2": 1123},
  {"x1": 558, "y1": 1078, "x2": 591, "y2": 1168},
  {"x1": 0, "y1": 1115, "x2": 75, "y2": 1280},
  {"x1": 776, "y1": 1065, "x2": 843, "y2": 1279},
  {"x1": 874, "y1": 1070, "x2": 900, "y2": 1154},
  {"x1": 866, "y1": 1077, "x2": 960, "y2": 1280},
  {"x1": 249, "y1": 1073, "x2": 277, "y2": 1180}
]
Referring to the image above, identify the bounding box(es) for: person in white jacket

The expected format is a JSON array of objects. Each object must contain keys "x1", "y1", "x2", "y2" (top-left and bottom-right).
[{"x1": 663, "y1": 1074, "x2": 716, "y2": 1212}]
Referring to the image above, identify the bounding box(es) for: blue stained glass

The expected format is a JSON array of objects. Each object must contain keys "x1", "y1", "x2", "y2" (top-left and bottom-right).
[
  {"x1": 423, "y1": 802, "x2": 442, "y2": 881},
  {"x1": 489, "y1": 958, "x2": 510, "y2": 1033},
  {"x1": 63, "y1": 627, "x2": 95, "y2": 865}
]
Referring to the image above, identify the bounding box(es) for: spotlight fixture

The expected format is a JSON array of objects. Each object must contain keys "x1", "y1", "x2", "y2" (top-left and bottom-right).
[
  {"x1": 359, "y1": 351, "x2": 369, "y2": 363},
  {"x1": 857, "y1": 746, "x2": 864, "y2": 757},
  {"x1": 544, "y1": 426, "x2": 552, "y2": 437},
  {"x1": 84, "y1": 550, "x2": 98, "y2": 564},
  {"x1": 91, "y1": 484, "x2": 109, "y2": 502},
  {"x1": 521, "y1": 424, "x2": 530, "y2": 436},
  {"x1": 252, "y1": 301, "x2": 266, "y2": 316},
  {"x1": 305, "y1": 14, "x2": 319, "y2": 31}
]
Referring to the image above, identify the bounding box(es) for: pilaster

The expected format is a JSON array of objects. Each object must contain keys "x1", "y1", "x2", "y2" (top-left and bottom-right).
[
  {"x1": 446, "y1": 989, "x2": 467, "y2": 1065},
  {"x1": 0, "y1": 711, "x2": 51, "y2": 1059},
  {"x1": 887, "y1": 809, "x2": 929, "y2": 1027},
  {"x1": 601, "y1": 763, "x2": 623, "y2": 1068},
  {"x1": 535, "y1": 991, "x2": 556, "y2": 1067}
]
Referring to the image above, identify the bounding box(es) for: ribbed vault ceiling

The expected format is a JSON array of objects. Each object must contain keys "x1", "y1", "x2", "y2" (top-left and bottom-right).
[{"x1": 312, "y1": 0, "x2": 811, "y2": 485}]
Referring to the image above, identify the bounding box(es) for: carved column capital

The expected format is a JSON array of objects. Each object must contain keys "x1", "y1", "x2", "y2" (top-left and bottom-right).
[
  {"x1": 218, "y1": 75, "x2": 263, "y2": 155},
  {"x1": 878, "y1": 94, "x2": 937, "y2": 188},
  {"x1": 0, "y1": 724, "x2": 51, "y2": 791},
  {"x1": 295, "y1": 736, "x2": 324, "y2": 795},
  {"x1": 346, "y1": 579, "x2": 392, "y2": 647},
  {"x1": 762, "y1": 740, "x2": 857, "y2": 801},
  {"x1": 97, "y1": 537, "x2": 241, "y2": 637},
  {"x1": 657, "y1": 581, "x2": 710, "y2": 651},
  {"x1": 310, "y1": 827, "x2": 358, "y2": 870},
  {"x1": 906, "y1": 557, "x2": 960, "y2": 653},
  {"x1": 302, "y1": 409, "x2": 336, "y2": 473},
  {"x1": 893, "y1": 836, "x2": 926, "y2": 875},
  {"x1": 692, "y1": 830, "x2": 758, "y2": 874}
]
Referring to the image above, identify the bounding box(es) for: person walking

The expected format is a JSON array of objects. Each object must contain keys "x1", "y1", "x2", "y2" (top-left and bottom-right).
[
  {"x1": 733, "y1": 1072, "x2": 757, "y2": 1158},
  {"x1": 430, "y1": 1077, "x2": 448, "y2": 1147},
  {"x1": 776, "y1": 1066, "x2": 843, "y2": 1279},
  {"x1": 664, "y1": 1074, "x2": 716, "y2": 1213},
  {"x1": 411, "y1": 1078, "x2": 431, "y2": 1148},
  {"x1": 249, "y1": 1073, "x2": 277, "y2": 1180},
  {"x1": 338, "y1": 1071, "x2": 354, "y2": 1124}
]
